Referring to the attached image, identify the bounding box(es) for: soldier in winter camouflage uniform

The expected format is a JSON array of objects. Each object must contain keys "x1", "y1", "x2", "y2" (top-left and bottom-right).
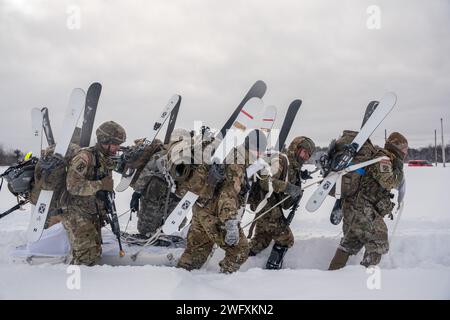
[
  {"x1": 248, "y1": 136, "x2": 315, "y2": 269},
  {"x1": 129, "y1": 129, "x2": 191, "y2": 236},
  {"x1": 328, "y1": 132, "x2": 408, "y2": 270},
  {"x1": 62, "y1": 121, "x2": 126, "y2": 266},
  {"x1": 177, "y1": 130, "x2": 267, "y2": 273}
]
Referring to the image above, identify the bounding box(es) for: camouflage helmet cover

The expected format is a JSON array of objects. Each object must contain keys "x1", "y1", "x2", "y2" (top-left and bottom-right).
[
  {"x1": 288, "y1": 136, "x2": 315, "y2": 158},
  {"x1": 96, "y1": 121, "x2": 126, "y2": 145}
]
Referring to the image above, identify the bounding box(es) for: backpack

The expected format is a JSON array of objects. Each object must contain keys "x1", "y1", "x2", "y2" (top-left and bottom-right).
[
  {"x1": 29, "y1": 143, "x2": 81, "y2": 209},
  {"x1": 325, "y1": 130, "x2": 378, "y2": 198},
  {"x1": 1, "y1": 157, "x2": 38, "y2": 198}
]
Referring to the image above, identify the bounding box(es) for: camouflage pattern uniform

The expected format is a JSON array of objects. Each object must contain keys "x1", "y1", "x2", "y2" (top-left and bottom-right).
[
  {"x1": 132, "y1": 146, "x2": 180, "y2": 236},
  {"x1": 330, "y1": 132, "x2": 407, "y2": 269},
  {"x1": 177, "y1": 145, "x2": 249, "y2": 273},
  {"x1": 248, "y1": 137, "x2": 316, "y2": 256},
  {"x1": 130, "y1": 129, "x2": 194, "y2": 236},
  {"x1": 61, "y1": 121, "x2": 126, "y2": 266}
]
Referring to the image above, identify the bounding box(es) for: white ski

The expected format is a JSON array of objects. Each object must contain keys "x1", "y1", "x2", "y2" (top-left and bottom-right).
[
  {"x1": 306, "y1": 155, "x2": 393, "y2": 212},
  {"x1": 31, "y1": 108, "x2": 43, "y2": 158},
  {"x1": 115, "y1": 94, "x2": 181, "y2": 192},
  {"x1": 162, "y1": 191, "x2": 199, "y2": 235},
  {"x1": 27, "y1": 88, "x2": 85, "y2": 243}
]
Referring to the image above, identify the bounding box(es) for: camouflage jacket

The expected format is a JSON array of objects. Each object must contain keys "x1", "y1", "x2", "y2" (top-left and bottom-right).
[
  {"x1": 188, "y1": 146, "x2": 247, "y2": 223},
  {"x1": 132, "y1": 148, "x2": 170, "y2": 194},
  {"x1": 65, "y1": 144, "x2": 115, "y2": 218},
  {"x1": 349, "y1": 147, "x2": 404, "y2": 216}
]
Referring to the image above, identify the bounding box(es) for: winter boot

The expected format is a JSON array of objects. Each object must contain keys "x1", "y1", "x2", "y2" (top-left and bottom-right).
[
  {"x1": 328, "y1": 248, "x2": 350, "y2": 270},
  {"x1": 265, "y1": 243, "x2": 288, "y2": 270}
]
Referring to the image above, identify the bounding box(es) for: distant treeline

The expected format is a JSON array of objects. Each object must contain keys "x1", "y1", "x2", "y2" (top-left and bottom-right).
[
  {"x1": 0, "y1": 144, "x2": 449, "y2": 167},
  {"x1": 0, "y1": 145, "x2": 22, "y2": 166},
  {"x1": 308, "y1": 145, "x2": 450, "y2": 164}
]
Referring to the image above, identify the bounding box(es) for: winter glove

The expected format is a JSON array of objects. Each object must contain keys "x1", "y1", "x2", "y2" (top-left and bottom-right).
[
  {"x1": 224, "y1": 219, "x2": 240, "y2": 246},
  {"x1": 300, "y1": 169, "x2": 313, "y2": 180},
  {"x1": 284, "y1": 182, "x2": 303, "y2": 200},
  {"x1": 130, "y1": 191, "x2": 141, "y2": 213},
  {"x1": 100, "y1": 176, "x2": 114, "y2": 192}
]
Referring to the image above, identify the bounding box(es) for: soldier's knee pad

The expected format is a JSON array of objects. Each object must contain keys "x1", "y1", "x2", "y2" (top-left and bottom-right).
[{"x1": 265, "y1": 243, "x2": 289, "y2": 270}]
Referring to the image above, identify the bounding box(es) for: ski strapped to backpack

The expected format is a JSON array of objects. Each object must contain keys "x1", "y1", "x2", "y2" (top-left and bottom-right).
[
  {"x1": 115, "y1": 94, "x2": 181, "y2": 192},
  {"x1": 27, "y1": 88, "x2": 86, "y2": 243},
  {"x1": 305, "y1": 92, "x2": 397, "y2": 213}
]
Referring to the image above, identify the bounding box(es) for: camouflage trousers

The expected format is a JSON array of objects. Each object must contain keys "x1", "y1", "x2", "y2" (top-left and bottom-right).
[
  {"x1": 137, "y1": 192, "x2": 180, "y2": 236},
  {"x1": 249, "y1": 206, "x2": 294, "y2": 255},
  {"x1": 177, "y1": 205, "x2": 249, "y2": 273},
  {"x1": 339, "y1": 197, "x2": 389, "y2": 266},
  {"x1": 61, "y1": 213, "x2": 102, "y2": 266}
]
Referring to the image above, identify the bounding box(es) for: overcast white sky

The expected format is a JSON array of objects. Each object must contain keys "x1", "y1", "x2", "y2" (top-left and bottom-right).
[{"x1": 0, "y1": 0, "x2": 449, "y2": 152}]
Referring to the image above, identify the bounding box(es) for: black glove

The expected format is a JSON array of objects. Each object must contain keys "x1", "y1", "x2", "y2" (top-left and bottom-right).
[
  {"x1": 300, "y1": 170, "x2": 313, "y2": 180},
  {"x1": 130, "y1": 191, "x2": 142, "y2": 213}
]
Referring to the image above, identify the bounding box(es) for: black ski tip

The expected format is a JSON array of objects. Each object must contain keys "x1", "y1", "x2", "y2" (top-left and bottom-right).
[
  {"x1": 87, "y1": 82, "x2": 102, "y2": 97},
  {"x1": 289, "y1": 99, "x2": 302, "y2": 109},
  {"x1": 251, "y1": 80, "x2": 267, "y2": 97},
  {"x1": 89, "y1": 82, "x2": 102, "y2": 89}
]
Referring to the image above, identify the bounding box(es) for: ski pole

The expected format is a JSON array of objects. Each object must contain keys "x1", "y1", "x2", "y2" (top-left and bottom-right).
[
  {"x1": 0, "y1": 200, "x2": 29, "y2": 220},
  {"x1": 242, "y1": 179, "x2": 321, "y2": 229}
]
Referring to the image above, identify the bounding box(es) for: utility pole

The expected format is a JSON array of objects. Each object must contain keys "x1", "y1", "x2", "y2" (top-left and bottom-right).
[
  {"x1": 435, "y1": 129, "x2": 438, "y2": 166},
  {"x1": 441, "y1": 118, "x2": 446, "y2": 167},
  {"x1": 384, "y1": 129, "x2": 387, "y2": 141}
]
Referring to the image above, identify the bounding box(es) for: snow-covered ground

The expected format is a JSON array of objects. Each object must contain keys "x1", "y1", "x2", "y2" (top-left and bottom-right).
[{"x1": 0, "y1": 165, "x2": 449, "y2": 299}]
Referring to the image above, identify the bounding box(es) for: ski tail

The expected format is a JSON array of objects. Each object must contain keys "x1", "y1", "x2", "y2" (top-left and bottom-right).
[
  {"x1": 163, "y1": 97, "x2": 182, "y2": 145},
  {"x1": 274, "y1": 99, "x2": 302, "y2": 152},
  {"x1": 80, "y1": 82, "x2": 102, "y2": 147},
  {"x1": 41, "y1": 107, "x2": 55, "y2": 146},
  {"x1": 218, "y1": 80, "x2": 267, "y2": 139}
]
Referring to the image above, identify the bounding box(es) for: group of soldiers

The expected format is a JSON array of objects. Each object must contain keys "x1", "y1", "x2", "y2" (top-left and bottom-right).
[{"x1": 54, "y1": 119, "x2": 408, "y2": 273}]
